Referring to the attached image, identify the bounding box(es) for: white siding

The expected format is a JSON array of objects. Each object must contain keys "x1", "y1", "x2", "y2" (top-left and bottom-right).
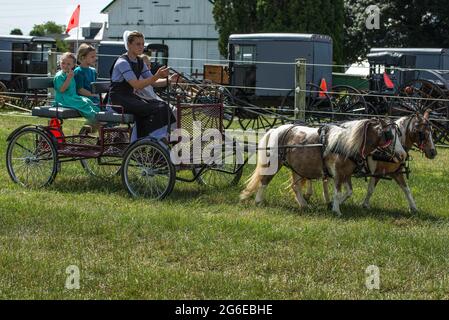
[{"x1": 103, "y1": 0, "x2": 225, "y2": 75}]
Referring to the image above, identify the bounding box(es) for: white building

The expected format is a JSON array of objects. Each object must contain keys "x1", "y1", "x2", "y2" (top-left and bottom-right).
[{"x1": 101, "y1": 0, "x2": 223, "y2": 75}]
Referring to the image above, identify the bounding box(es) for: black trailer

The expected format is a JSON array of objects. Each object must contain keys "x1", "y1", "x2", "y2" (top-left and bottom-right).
[
  {"x1": 0, "y1": 35, "x2": 56, "y2": 92},
  {"x1": 97, "y1": 40, "x2": 169, "y2": 80}
]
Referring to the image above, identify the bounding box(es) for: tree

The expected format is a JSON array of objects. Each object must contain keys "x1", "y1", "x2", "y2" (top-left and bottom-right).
[
  {"x1": 212, "y1": 0, "x2": 345, "y2": 64},
  {"x1": 344, "y1": 0, "x2": 449, "y2": 63},
  {"x1": 10, "y1": 28, "x2": 23, "y2": 35},
  {"x1": 29, "y1": 21, "x2": 69, "y2": 52}
]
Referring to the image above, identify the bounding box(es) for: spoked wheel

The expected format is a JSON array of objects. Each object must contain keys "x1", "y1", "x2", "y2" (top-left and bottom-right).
[
  {"x1": 305, "y1": 83, "x2": 333, "y2": 123},
  {"x1": 330, "y1": 85, "x2": 368, "y2": 120},
  {"x1": 79, "y1": 127, "x2": 124, "y2": 178},
  {"x1": 235, "y1": 99, "x2": 280, "y2": 131},
  {"x1": 194, "y1": 85, "x2": 236, "y2": 129},
  {"x1": 6, "y1": 127, "x2": 58, "y2": 188},
  {"x1": 281, "y1": 84, "x2": 333, "y2": 124},
  {"x1": 397, "y1": 79, "x2": 449, "y2": 144},
  {"x1": 0, "y1": 81, "x2": 7, "y2": 92},
  {"x1": 121, "y1": 139, "x2": 176, "y2": 199},
  {"x1": 193, "y1": 137, "x2": 243, "y2": 188},
  {"x1": 10, "y1": 76, "x2": 27, "y2": 93}
]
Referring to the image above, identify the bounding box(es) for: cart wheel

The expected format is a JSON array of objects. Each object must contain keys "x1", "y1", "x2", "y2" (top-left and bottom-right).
[
  {"x1": 330, "y1": 85, "x2": 368, "y2": 120},
  {"x1": 79, "y1": 127, "x2": 122, "y2": 178},
  {"x1": 0, "y1": 81, "x2": 7, "y2": 92},
  {"x1": 193, "y1": 138, "x2": 243, "y2": 188},
  {"x1": 280, "y1": 83, "x2": 333, "y2": 123},
  {"x1": 6, "y1": 127, "x2": 58, "y2": 188},
  {"x1": 194, "y1": 85, "x2": 235, "y2": 129},
  {"x1": 121, "y1": 139, "x2": 176, "y2": 199},
  {"x1": 398, "y1": 79, "x2": 449, "y2": 144},
  {"x1": 81, "y1": 156, "x2": 122, "y2": 178}
]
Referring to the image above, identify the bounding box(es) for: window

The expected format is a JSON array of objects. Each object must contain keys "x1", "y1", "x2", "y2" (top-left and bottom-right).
[
  {"x1": 42, "y1": 43, "x2": 53, "y2": 62},
  {"x1": 234, "y1": 45, "x2": 256, "y2": 65},
  {"x1": 31, "y1": 43, "x2": 42, "y2": 62}
]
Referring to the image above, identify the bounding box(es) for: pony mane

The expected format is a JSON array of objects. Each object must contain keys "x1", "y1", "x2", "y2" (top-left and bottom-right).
[
  {"x1": 324, "y1": 119, "x2": 372, "y2": 158},
  {"x1": 395, "y1": 116, "x2": 411, "y2": 146}
]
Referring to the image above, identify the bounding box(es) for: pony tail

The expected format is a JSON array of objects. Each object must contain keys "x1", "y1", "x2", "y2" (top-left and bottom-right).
[{"x1": 240, "y1": 129, "x2": 273, "y2": 200}]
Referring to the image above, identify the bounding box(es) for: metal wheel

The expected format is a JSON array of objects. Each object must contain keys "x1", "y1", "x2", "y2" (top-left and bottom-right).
[
  {"x1": 0, "y1": 81, "x2": 7, "y2": 92},
  {"x1": 194, "y1": 85, "x2": 235, "y2": 129},
  {"x1": 236, "y1": 99, "x2": 280, "y2": 131},
  {"x1": 280, "y1": 83, "x2": 333, "y2": 123},
  {"x1": 397, "y1": 79, "x2": 449, "y2": 144},
  {"x1": 6, "y1": 127, "x2": 58, "y2": 188},
  {"x1": 193, "y1": 137, "x2": 243, "y2": 188},
  {"x1": 79, "y1": 127, "x2": 123, "y2": 178},
  {"x1": 121, "y1": 139, "x2": 176, "y2": 199},
  {"x1": 330, "y1": 85, "x2": 368, "y2": 120},
  {"x1": 10, "y1": 76, "x2": 27, "y2": 92}
]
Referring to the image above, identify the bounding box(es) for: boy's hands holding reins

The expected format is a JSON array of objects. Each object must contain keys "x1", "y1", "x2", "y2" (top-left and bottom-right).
[{"x1": 155, "y1": 66, "x2": 170, "y2": 79}]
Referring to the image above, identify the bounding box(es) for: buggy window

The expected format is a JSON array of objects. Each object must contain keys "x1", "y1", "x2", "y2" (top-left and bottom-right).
[
  {"x1": 31, "y1": 43, "x2": 43, "y2": 62},
  {"x1": 234, "y1": 45, "x2": 256, "y2": 65}
]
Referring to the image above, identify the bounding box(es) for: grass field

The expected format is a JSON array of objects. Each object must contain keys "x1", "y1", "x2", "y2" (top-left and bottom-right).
[{"x1": 1, "y1": 112, "x2": 449, "y2": 299}]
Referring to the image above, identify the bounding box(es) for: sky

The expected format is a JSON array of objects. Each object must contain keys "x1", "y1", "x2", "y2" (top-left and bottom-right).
[{"x1": 0, "y1": 0, "x2": 111, "y2": 35}]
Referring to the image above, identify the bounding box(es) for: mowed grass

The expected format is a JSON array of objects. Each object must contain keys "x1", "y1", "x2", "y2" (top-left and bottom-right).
[{"x1": 1, "y1": 112, "x2": 449, "y2": 299}]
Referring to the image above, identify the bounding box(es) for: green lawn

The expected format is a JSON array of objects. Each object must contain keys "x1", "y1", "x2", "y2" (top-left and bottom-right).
[{"x1": 1, "y1": 112, "x2": 449, "y2": 299}]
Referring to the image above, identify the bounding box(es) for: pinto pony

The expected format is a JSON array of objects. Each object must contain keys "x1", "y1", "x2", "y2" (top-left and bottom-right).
[
  {"x1": 362, "y1": 111, "x2": 437, "y2": 212},
  {"x1": 240, "y1": 118, "x2": 407, "y2": 215}
]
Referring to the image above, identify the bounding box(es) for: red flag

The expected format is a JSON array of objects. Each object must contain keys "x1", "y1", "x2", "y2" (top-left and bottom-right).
[{"x1": 66, "y1": 5, "x2": 80, "y2": 33}]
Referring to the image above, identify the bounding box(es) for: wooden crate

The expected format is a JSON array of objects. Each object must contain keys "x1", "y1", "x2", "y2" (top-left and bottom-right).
[{"x1": 203, "y1": 64, "x2": 229, "y2": 85}]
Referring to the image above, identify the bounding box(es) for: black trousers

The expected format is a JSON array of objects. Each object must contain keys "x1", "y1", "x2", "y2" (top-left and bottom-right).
[{"x1": 110, "y1": 93, "x2": 175, "y2": 138}]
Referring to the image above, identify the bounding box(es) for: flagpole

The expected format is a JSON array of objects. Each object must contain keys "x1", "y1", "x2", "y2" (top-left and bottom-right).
[{"x1": 76, "y1": 6, "x2": 80, "y2": 54}]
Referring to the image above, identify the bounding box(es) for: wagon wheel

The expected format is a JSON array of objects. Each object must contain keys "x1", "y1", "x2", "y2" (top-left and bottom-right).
[
  {"x1": 397, "y1": 79, "x2": 449, "y2": 144},
  {"x1": 234, "y1": 96, "x2": 281, "y2": 131},
  {"x1": 6, "y1": 127, "x2": 58, "y2": 188},
  {"x1": 193, "y1": 136, "x2": 243, "y2": 188},
  {"x1": 121, "y1": 138, "x2": 176, "y2": 199},
  {"x1": 330, "y1": 85, "x2": 368, "y2": 120},
  {"x1": 280, "y1": 83, "x2": 333, "y2": 124},
  {"x1": 0, "y1": 81, "x2": 7, "y2": 92},
  {"x1": 10, "y1": 76, "x2": 28, "y2": 92},
  {"x1": 79, "y1": 127, "x2": 125, "y2": 178},
  {"x1": 193, "y1": 85, "x2": 235, "y2": 129}
]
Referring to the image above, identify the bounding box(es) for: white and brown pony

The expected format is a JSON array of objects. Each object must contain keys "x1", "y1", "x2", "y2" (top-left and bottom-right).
[
  {"x1": 362, "y1": 111, "x2": 437, "y2": 212},
  {"x1": 240, "y1": 118, "x2": 407, "y2": 215}
]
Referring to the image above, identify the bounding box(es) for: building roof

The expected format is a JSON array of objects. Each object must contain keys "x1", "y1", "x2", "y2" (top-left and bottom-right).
[
  {"x1": 101, "y1": 0, "x2": 115, "y2": 13},
  {"x1": 229, "y1": 33, "x2": 332, "y2": 43},
  {"x1": 0, "y1": 35, "x2": 56, "y2": 42}
]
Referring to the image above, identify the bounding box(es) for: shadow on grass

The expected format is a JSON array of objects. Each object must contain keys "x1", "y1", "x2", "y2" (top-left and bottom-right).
[{"x1": 250, "y1": 198, "x2": 447, "y2": 224}]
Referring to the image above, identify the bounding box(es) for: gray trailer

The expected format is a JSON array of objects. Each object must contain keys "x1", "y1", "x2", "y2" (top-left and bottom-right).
[{"x1": 228, "y1": 33, "x2": 333, "y2": 99}]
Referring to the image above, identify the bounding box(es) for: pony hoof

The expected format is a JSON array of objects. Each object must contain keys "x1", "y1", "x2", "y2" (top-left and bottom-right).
[
  {"x1": 362, "y1": 203, "x2": 370, "y2": 209},
  {"x1": 409, "y1": 207, "x2": 419, "y2": 214},
  {"x1": 327, "y1": 203, "x2": 333, "y2": 210}
]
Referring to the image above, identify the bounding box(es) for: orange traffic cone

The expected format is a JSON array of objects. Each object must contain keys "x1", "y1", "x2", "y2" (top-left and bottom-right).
[
  {"x1": 319, "y1": 78, "x2": 328, "y2": 97},
  {"x1": 383, "y1": 72, "x2": 395, "y2": 89}
]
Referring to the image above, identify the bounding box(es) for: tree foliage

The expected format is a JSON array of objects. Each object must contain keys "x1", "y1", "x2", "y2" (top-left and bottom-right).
[
  {"x1": 213, "y1": 0, "x2": 345, "y2": 64},
  {"x1": 10, "y1": 28, "x2": 23, "y2": 35},
  {"x1": 344, "y1": 0, "x2": 449, "y2": 63},
  {"x1": 29, "y1": 21, "x2": 69, "y2": 52}
]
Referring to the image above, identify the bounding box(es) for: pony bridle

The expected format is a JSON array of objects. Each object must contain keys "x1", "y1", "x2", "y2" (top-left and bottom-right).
[
  {"x1": 361, "y1": 119, "x2": 395, "y2": 160},
  {"x1": 407, "y1": 114, "x2": 432, "y2": 152}
]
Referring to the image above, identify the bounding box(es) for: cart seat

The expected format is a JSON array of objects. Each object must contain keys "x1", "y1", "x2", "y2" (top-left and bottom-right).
[
  {"x1": 95, "y1": 111, "x2": 134, "y2": 124},
  {"x1": 32, "y1": 106, "x2": 81, "y2": 119}
]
